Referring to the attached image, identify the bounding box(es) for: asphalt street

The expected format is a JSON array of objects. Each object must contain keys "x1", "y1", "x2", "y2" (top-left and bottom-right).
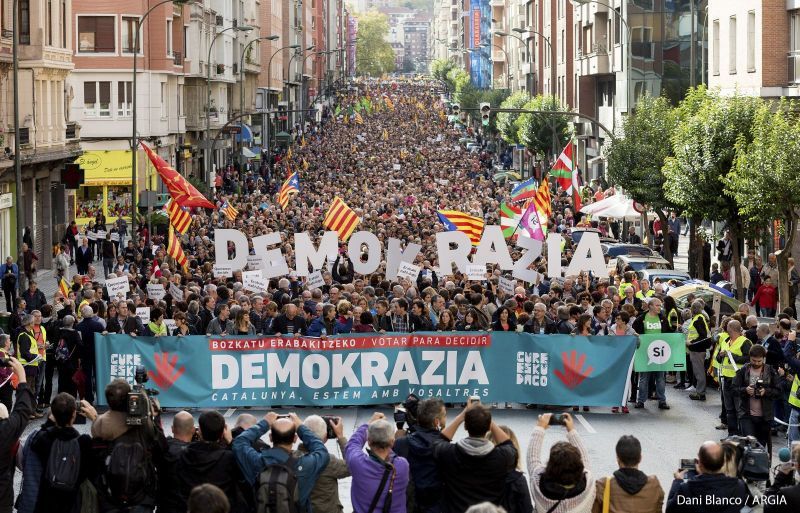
[{"x1": 14, "y1": 383, "x2": 784, "y2": 512}]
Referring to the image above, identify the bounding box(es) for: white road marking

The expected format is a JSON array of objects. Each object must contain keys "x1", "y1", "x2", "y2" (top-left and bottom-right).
[
  {"x1": 224, "y1": 408, "x2": 236, "y2": 418},
  {"x1": 575, "y1": 414, "x2": 596, "y2": 434}
]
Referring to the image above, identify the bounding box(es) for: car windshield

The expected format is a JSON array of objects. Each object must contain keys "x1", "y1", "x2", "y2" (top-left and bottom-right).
[
  {"x1": 608, "y1": 246, "x2": 654, "y2": 257},
  {"x1": 628, "y1": 260, "x2": 672, "y2": 271}
]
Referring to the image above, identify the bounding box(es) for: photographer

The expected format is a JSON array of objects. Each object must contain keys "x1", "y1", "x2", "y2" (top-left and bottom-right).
[
  {"x1": 666, "y1": 441, "x2": 752, "y2": 512},
  {"x1": 177, "y1": 411, "x2": 247, "y2": 513},
  {"x1": 763, "y1": 443, "x2": 800, "y2": 512},
  {"x1": 0, "y1": 357, "x2": 33, "y2": 513},
  {"x1": 91, "y1": 378, "x2": 167, "y2": 513},
  {"x1": 302, "y1": 415, "x2": 351, "y2": 513},
  {"x1": 732, "y1": 344, "x2": 782, "y2": 449},
  {"x1": 158, "y1": 411, "x2": 195, "y2": 513},
  {"x1": 528, "y1": 413, "x2": 594, "y2": 513},
  {"x1": 394, "y1": 398, "x2": 448, "y2": 513},
  {"x1": 592, "y1": 435, "x2": 664, "y2": 513},
  {"x1": 433, "y1": 403, "x2": 516, "y2": 513}
]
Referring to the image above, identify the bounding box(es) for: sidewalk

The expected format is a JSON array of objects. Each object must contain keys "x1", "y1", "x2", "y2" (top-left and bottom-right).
[{"x1": 5, "y1": 261, "x2": 81, "y2": 313}]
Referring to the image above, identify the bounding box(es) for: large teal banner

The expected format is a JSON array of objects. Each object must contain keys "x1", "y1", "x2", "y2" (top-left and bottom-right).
[{"x1": 94, "y1": 333, "x2": 636, "y2": 408}]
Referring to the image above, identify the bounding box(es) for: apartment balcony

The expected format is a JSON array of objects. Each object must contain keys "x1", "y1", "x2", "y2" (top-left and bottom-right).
[
  {"x1": 789, "y1": 51, "x2": 800, "y2": 84},
  {"x1": 578, "y1": 43, "x2": 610, "y2": 76}
]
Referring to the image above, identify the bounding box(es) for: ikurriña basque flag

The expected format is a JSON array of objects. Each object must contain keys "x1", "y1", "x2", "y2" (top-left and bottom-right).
[{"x1": 437, "y1": 210, "x2": 485, "y2": 246}]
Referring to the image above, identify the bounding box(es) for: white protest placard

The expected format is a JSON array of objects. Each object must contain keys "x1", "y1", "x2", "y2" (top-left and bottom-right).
[
  {"x1": 213, "y1": 265, "x2": 233, "y2": 278},
  {"x1": 163, "y1": 319, "x2": 177, "y2": 334},
  {"x1": 87, "y1": 231, "x2": 97, "y2": 241},
  {"x1": 247, "y1": 254, "x2": 265, "y2": 271},
  {"x1": 466, "y1": 263, "x2": 486, "y2": 281},
  {"x1": 499, "y1": 276, "x2": 516, "y2": 296},
  {"x1": 392, "y1": 164, "x2": 401, "y2": 171},
  {"x1": 96, "y1": 230, "x2": 107, "y2": 239},
  {"x1": 397, "y1": 262, "x2": 421, "y2": 282},
  {"x1": 105, "y1": 276, "x2": 130, "y2": 297},
  {"x1": 147, "y1": 283, "x2": 166, "y2": 300},
  {"x1": 110, "y1": 232, "x2": 120, "y2": 242},
  {"x1": 306, "y1": 270, "x2": 325, "y2": 290},
  {"x1": 242, "y1": 270, "x2": 268, "y2": 293},
  {"x1": 136, "y1": 307, "x2": 150, "y2": 324},
  {"x1": 169, "y1": 283, "x2": 183, "y2": 300}
]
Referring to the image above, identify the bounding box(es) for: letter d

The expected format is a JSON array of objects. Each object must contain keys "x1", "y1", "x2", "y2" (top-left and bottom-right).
[{"x1": 212, "y1": 355, "x2": 239, "y2": 389}]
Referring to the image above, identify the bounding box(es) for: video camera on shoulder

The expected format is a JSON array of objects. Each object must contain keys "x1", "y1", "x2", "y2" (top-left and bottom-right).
[
  {"x1": 126, "y1": 365, "x2": 160, "y2": 426},
  {"x1": 723, "y1": 435, "x2": 770, "y2": 482},
  {"x1": 394, "y1": 393, "x2": 420, "y2": 431}
]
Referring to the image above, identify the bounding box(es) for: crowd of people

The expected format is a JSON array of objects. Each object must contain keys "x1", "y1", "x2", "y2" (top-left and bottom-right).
[{"x1": 0, "y1": 79, "x2": 800, "y2": 512}]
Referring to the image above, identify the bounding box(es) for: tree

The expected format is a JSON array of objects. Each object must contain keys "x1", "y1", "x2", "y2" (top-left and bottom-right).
[
  {"x1": 728, "y1": 99, "x2": 800, "y2": 309},
  {"x1": 496, "y1": 91, "x2": 531, "y2": 145},
  {"x1": 515, "y1": 95, "x2": 571, "y2": 160},
  {"x1": 431, "y1": 58, "x2": 457, "y2": 90},
  {"x1": 604, "y1": 94, "x2": 679, "y2": 265},
  {"x1": 355, "y1": 11, "x2": 395, "y2": 76},
  {"x1": 663, "y1": 87, "x2": 763, "y2": 298}
]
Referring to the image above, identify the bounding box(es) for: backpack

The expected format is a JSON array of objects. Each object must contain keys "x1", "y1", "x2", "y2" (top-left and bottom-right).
[
  {"x1": 54, "y1": 335, "x2": 76, "y2": 362},
  {"x1": 255, "y1": 455, "x2": 301, "y2": 513},
  {"x1": 46, "y1": 436, "x2": 82, "y2": 492},
  {"x1": 101, "y1": 429, "x2": 155, "y2": 506}
]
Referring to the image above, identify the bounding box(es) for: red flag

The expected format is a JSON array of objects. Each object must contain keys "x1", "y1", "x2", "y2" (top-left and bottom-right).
[
  {"x1": 140, "y1": 143, "x2": 215, "y2": 209},
  {"x1": 150, "y1": 260, "x2": 162, "y2": 280}
]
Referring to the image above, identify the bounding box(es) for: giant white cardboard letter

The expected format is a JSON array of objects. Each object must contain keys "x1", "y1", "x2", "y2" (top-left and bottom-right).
[
  {"x1": 435, "y1": 231, "x2": 472, "y2": 275},
  {"x1": 473, "y1": 225, "x2": 514, "y2": 270},
  {"x1": 565, "y1": 231, "x2": 608, "y2": 277},
  {"x1": 294, "y1": 231, "x2": 339, "y2": 276},
  {"x1": 348, "y1": 231, "x2": 382, "y2": 275},
  {"x1": 214, "y1": 229, "x2": 249, "y2": 272},
  {"x1": 252, "y1": 232, "x2": 289, "y2": 280},
  {"x1": 385, "y1": 238, "x2": 422, "y2": 281}
]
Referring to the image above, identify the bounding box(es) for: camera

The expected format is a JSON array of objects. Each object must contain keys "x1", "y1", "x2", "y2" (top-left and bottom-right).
[
  {"x1": 393, "y1": 406, "x2": 407, "y2": 430},
  {"x1": 0, "y1": 355, "x2": 10, "y2": 368},
  {"x1": 468, "y1": 396, "x2": 481, "y2": 405},
  {"x1": 394, "y1": 394, "x2": 420, "y2": 431},
  {"x1": 680, "y1": 458, "x2": 696, "y2": 471},
  {"x1": 126, "y1": 365, "x2": 160, "y2": 426},
  {"x1": 548, "y1": 414, "x2": 566, "y2": 426},
  {"x1": 754, "y1": 379, "x2": 764, "y2": 391},
  {"x1": 322, "y1": 416, "x2": 339, "y2": 439}
]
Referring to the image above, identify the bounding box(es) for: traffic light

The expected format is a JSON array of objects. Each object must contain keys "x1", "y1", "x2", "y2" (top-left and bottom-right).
[
  {"x1": 61, "y1": 163, "x2": 84, "y2": 190},
  {"x1": 480, "y1": 102, "x2": 491, "y2": 126},
  {"x1": 451, "y1": 103, "x2": 461, "y2": 116}
]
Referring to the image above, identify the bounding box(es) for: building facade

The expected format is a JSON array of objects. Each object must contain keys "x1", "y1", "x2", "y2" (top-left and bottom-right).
[{"x1": 0, "y1": 0, "x2": 78, "y2": 263}]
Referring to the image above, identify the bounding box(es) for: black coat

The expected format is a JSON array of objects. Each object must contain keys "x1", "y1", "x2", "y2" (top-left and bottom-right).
[
  {"x1": 0, "y1": 384, "x2": 34, "y2": 512},
  {"x1": 158, "y1": 437, "x2": 189, "y2": 513},
  {"x1": 394, "y1": 427, "x2": 448, "y2": 511},
  {"x1": 666, "y1": 473, "x2": 751, "y2": 512},
  {"x1": 29, "y1": 426, "x2": 95, "y2": 513},
  {"x1": 732, "y1": 363, "x2": 783, "y2": 421},
  {"x1": 75, "y1": 246, "x2": 93, "y2": 267},
  {"x1": 271, "y1": 314, "x2": 307, "y2": 336},
  {"x1": 633, "y1": 312, "x2": 676, "y2": 335},
  {"x1": 177, "y1": 441, "x2": 248, "y2": 513}
]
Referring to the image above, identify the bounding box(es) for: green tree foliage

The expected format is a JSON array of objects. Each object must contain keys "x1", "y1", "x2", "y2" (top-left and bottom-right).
[
  {"x1": 728, "y1": 99, "x2": 800, "y2": 307},
  {"x1": 604, "y1": 94, "x2": 679, "y2": 265},
  {"x1": 515, "y1": 95, "x2": 571, "y2": 159},
  {"x1": 663, "y1": 87, "x2": 762, "y2": 297},
  {"x1": 496, "y1": 91, "x2": 531, "y2": 145},
  {"x1": 431, "y1": 58, "x2": 457, "y2": 90},
  {"x1": 355, "y1": 11, "x2": 396, "y2": 76}
]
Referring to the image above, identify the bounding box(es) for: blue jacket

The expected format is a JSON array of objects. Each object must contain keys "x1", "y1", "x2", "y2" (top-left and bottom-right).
[
  {"x1": 0, "y1": 262, "x2": 18, "y2": 283},
  {"x1": 232, "y1": 420, "x2": 330, "y2": 513},
  {"x1": 306, "y1": 316, "x2": 353, "y2": 337}
]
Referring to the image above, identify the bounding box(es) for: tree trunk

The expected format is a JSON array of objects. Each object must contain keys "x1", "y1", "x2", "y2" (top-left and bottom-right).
[
  {"x1": 688, "y1": 216, "x2": 699, "y2": 278},
  {"x1": 731, "y1": 225, "x2": 745, "y2": 302},
  {"x1": 776, "y1": 214, "x2": 797, "y2": 312},
  {"x1": 656, "y1": 210, "x2": 674, "y2": 268}
]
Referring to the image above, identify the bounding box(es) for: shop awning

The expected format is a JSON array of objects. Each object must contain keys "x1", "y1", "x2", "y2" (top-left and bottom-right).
[
  {"x1": 241, "y1": 147, "x2": 257, "y2": 159},
  {"x1": 75, "y1": 150, "x2": 133, "y2": 185},
  {"x1": 235, "y1": 123, "x2": 253, "y2": 143}
]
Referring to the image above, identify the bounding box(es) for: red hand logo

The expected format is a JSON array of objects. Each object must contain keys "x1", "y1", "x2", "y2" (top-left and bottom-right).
[
  {"x1": 554, "y1": 351, "x2": 594, "y2": 390},
  {"x1": 147, "y1": 352, "x2": 185, "y2": 391}
]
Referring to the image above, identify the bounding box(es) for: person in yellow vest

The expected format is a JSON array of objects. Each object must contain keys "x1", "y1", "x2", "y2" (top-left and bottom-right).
[
  {"x1": 15, "y1": 315, "x2": 43, "y2": 419},
  {"x1": 635, "y1": 279, "x2": 655, "y2": 302},
  {"x1": 30, "y1": 309, "x2": 47, "y2": 411},
  {"x1": 714, "y1": 319, "x2": 751, "y2": 436},
  {"x1": 783, "y1": 329, "x2": 800, "y2": 446},
  {"x1": 685, "y1": 300, "x2": 712, "y2": 401},
  {"x1": 144, "y1": 307, "x2": 168, "y2": 337}
]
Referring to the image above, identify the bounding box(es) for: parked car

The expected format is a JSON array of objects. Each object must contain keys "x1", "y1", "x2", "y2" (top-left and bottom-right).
[
  {"x1": 569, "y1": 227, "x2": 617, "y2": 244},
  {"x1": 615, "y1": 254, "x2": 673, "y2": 275},
  {"x1": 602, "y1": 243, "x2": 658, "y2": 258},
  {"x1": 637, "y1": 269, "x2": 691, "y2": 287},
  {"x1": 668, "y1": 281, "x2": 774, "y2": 326}
]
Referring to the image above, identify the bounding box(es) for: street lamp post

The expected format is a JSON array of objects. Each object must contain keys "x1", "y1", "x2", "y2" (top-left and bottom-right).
[
  {"x1": 205, "y1": 24, "x2": 253, "y2": 183},
  {"x1": 12, "y1": 0, "x2": 22, "y2": 266},
  {"x1": 237, "y1": 35, "x2": 279, "y2": 163},
  {"x1": 284, "y1": 45, "x2": 315, "y2": 130},
  {"x1": 130, "y1": 0, "x2": 194, "y2": 245},
  {"x1": 265, "y1": 44, "x2": 301, "y2": 157}
]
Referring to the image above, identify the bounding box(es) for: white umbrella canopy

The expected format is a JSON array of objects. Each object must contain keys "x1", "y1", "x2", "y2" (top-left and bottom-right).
[{"x1": 580, "y1": 194, "x2": 656, "y2": 219}]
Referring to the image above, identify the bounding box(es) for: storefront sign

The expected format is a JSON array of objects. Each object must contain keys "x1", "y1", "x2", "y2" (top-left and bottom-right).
[
  {"x1": 94, "y1": 333, "x2": 637, "y2": 408},
  {"x1": 0, "y1": 193, "x2": 13, "y2": 210}
]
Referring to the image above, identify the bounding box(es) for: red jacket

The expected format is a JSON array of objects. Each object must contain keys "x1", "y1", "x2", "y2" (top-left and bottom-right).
[{"x1": 752, "y1": 284, "x2": 778, "y2": 310}]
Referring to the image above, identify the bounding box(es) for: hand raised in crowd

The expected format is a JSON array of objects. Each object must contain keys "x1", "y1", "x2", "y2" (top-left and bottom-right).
[
  {"x1": 331, "y1": 416, "x2": 345, "y2": 439},
  {"x1": 288, "y1": 412, "x2": 302, "y2": 428},
  {"x1": 264, "y1": 411, "x2": 279, "y2": 426},
  {"x1": 8, "y1": 357, "x2": 26, "y2": 384},
  {"x1": 368, "y1": 412, "x2": 385, "y2": 424}
]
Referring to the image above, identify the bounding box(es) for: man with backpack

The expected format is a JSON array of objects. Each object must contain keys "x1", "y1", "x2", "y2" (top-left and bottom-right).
[
  {"x1": 91, "y1": 379, "x2": 167, "y2": 513},
  {"x1": 232, "y1": 411, "x2": 330, "y2": 513},
  {"x1": 17, "y1": 393, "x2": 95, "y2": 513}
]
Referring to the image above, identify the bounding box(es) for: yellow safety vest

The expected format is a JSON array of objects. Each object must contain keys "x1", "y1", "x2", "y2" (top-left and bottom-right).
[
  {"x1": 32, "y1": 325, "x2": 47, "y2": 362},
  {"x1": 720, "y1": 335, "x2": 747, "y2": 378},
  {"x1": 687, "y1": 314, "x2": 709, "y2": 342},
  {"x1": 711, "y1": 333, "x2": 729, "y2": 370},
  {"x1": 789, "y1": 375, "x2": 800, "y2": 409},
  {"x1": 635, "y1": 289, "x2": 655, "y2": 300},
  {"x1": 619, "y1": 282, "x2": 634, "y2": 298},
  {"x1": 16, "y1": 330, "x2": 39, "y2": 367}
]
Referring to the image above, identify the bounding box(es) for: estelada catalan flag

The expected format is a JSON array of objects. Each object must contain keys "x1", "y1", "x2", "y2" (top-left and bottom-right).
[
  {"x1": 323, "y1": 197, "x2": 361, "y2": 241},
  {"x1": 140, "y1": 142, "x2": 215, "y2": 209},
  {"x1": 166, "y1": 200, "x2": 192, "y2": 234},
  {"x1": 59, "y1": 277, "x2": 70, "y2": 298},
  {"x1": 277, "y1": 172, "x2": 300, "y2": 209},
  {"x1": 437, "y1": 210, "x2": 485, "y2": 246},
  {"x1": 167, "y1": 225, "x2": 188, "y2": 269},
  {"x1": 220, "y1": 201, "x2": 239, "y2": 221}
]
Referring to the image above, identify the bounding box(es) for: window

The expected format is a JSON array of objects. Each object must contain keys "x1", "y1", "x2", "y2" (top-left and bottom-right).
[
  {"x1": 61, "y1": 0, "x2": 67, "y2": 48},
  {"x1": 78, "y1": 16, "x2": 116, "y2": 53},
  {"x1": 632, "y1": 27, "x2": 653, "y2": 59},
  {"x1": 84, "y1": 81, "x2": 111, "y2": 117},
  {"x1": 47, "y1": 0, "x2": 53, "y2": 46},
  {"x1": 160, "y1": 82, "x2": 167, "y2": 118},
  {"x1": 729, "y1": 16, "x2": 737, "y2": 74},
  {"x1": 747, "y1": 11, "x2": 755, "y2": 72},
  {"x1": 561, "y1": 29, "x2": 565, "y2": 63},
  {"x1": 117, "y1": 81, "x2": 132, "y2": 116},
  {"x1": 166, "y1": 19, "x2": 174, "y2": 57},
  {"x1": 177, "y1": 85, "x2": 183, "y2": 117},
  {"x1": 19, "y1": 0, "x2": 30, "y2": 45},
  {"x1": 121, "y1": 16, "x2": 140, "y2": 53},
  {"x1": 712, "y1": 20, "x2": 720, "y2": 75}
]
